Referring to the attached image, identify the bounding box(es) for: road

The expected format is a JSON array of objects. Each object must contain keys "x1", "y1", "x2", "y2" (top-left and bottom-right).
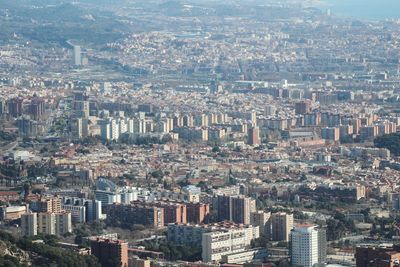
[{"x1": 0, "y1": 141, "x2": 18, "y2": 154}]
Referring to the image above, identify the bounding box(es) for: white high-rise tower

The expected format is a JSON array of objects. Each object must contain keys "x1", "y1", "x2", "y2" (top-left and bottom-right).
[
  {"x1": 290, "y1": 225, "x2": 319, "y2": 267},
  {"x1": 73, "y1": 45, "x2": 82, "y2": 66}
]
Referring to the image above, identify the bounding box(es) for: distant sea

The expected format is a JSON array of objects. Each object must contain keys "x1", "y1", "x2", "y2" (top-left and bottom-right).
[{"x1": 317, "y1": 0, "x2": 400, "y2": 20}]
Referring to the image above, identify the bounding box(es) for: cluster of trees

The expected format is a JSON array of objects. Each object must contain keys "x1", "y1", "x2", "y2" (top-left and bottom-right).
[
  {"x1": 18, "y1": 238, "x2": 100, "y2": 267},
  {"x1": 119, "y1": 134, "x2": 172, "y2": 146},
  {"x1": 142, "y1": 240, "x2": 202, "y2": 261},
  {"x1": 27, "y1": 163, "x2": 47, "y2": 178},
  {"x1": 0, "y1": 232, "x2": 24, "y2": 266},
  {"x1": 0, "y1": 231, "x2": 100, "y2": 267},
  {"x1": 0, "y1": 131, "x2": 17, "y2": 142},
  {"x1": 326, "y1": 212, "x2": 356, "y2": 241},
  {"x1": 77, "y1": 136, "x2": 102, "y2": 146},
  {"x1": 0, "y1": 161, "x2": 20, "y2": 178},
  {"x1": 0, "y1": 255, "x2": 22, "y2": 267},
  {"x1": 74, "y1": 221, "x2": 106, "y2": 245},
  {"x1": 374, "y1": 133, "x2": 400, "y2": 156}
]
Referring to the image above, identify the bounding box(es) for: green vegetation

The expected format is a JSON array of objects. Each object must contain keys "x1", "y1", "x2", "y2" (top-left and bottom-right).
[
  {"x1": 326, "y1": 212, "x2": 356, "y2": 241},
  {"x1": 0, "y1": 231, "x2": 100, "y2": 267},
  {"x1": 18, "y1": 238, "x2": 100, "y2": 267},
  {"x1": 0, "y1": 131, "x2": 17, "y2": 142},
  {"x1": 141, "y1": 240, "x2": 202, "y2": 262},
  {"x1": 212, "y1": 146, "x2": 220, "y2": 153},
  {"x1": 374, "y1": 133, "x2": 400, "y2": 156},
  {"x1": 74, "y1": 221, "x2": 105, "y2": 246},
  {"x1": 27, "y1": 163, "x2": 47, "y2": 178},
  {"x1": 0, "y1": 255, "x2": 23, "y2": 267},
  {"x1": 0, "y1": 2, "x2": 127, "y2": 46},
  {"x1": 19, "y1": 236, "x2": 99, "y2": 267},
  {"x1": 0, "y1": 162, "x2": 20, "y2": 178},
  {"x1": 119, "y1": 134, "x2": 172, "y2": 145}
]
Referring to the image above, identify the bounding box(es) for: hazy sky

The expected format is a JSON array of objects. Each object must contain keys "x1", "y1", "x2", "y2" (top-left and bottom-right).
[{"x1": 316, "y1": 0, "x2": 400, "y2": 20}]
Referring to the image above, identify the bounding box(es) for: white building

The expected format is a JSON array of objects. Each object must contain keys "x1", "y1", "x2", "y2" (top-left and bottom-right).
[
  {"x1": 119, "y1": 119, "x2": 128, "y2": 135},
  {"x1": 201, "y1": 225, "x2": 259, "y2": 262},
  {"x1": 62, "y1": 204, "x2": 86, "y2": 223},
  {"x1": 24, "y1": 212, "x2": 72, "y2": 236},
  {"x1": 290, "y1": 225, "x2": 319, "y2": 267},
  {"x1": 73, "y1": 45, "x2": 82, "y2": 66},
  {"x1": 110, "y1": 119, "x2": 120, "y2": 140},
  {"x1": 221, "y1": 248, "x2": 267, "y2": 264},
  {"x1": 95, "y1": 190, "x2": 121, "y2": 207}
]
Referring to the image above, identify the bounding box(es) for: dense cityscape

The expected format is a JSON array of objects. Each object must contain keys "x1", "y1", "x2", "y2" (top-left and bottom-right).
[{"x1": 1, "y1": 0, "x2": 400, "y2": 267}]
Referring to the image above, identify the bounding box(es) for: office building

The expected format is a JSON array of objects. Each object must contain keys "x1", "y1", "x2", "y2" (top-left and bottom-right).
[
  {"x1": 138, "y1": 104, "x2": 153, "y2": 113},
  {"x1": 73, "y1": 45, "x2": 82, "y2": 66},
  {"x1": 106, "y1": 203, "x2": 164, "y2": 228},
  {"x1": 318, "y1": 228, "x2": 327, "y2": 263},
  {"x1": 295, "y1": 100, "x2": 312, "y2": 115},
  {"x1": 7, "y1": 97, "x2": 23, "y2": 117},
  {"x1": 16, "y1": 116, "x2": 41, "y2": 137},
  {"x1": 186, "y1": 202, "x2": 210, "y2": 224},
  {"x1": 220, "y1": 248, "x2": 268, "y2": 264},
  {"x1": 38, "y1": 212, "x2": 56, "y2": 235},
  {"x1": 55, "y1": 212, "x2": 72, "y2": 235},
  {"x1": 31, "y1": 197, "x2": 62, "y2": 213},
  {"x1": 321, "y1": 127, "x2": 340, "y2": 141},
  {"x1": 168, "y1": 223, "x2": 212, "y2": 246},
  {"x1": 0, "y1": 99, "x2": 5, "y2": 114},
  {"x1": 271, "y1": 212, "x2": 293, "y2": 242},
  {"x1": 360, "y1": 126, "x2": 378, "y2": 141},
  {"x1": 91, "y1": 238, "x2": 128, "y2": 267},
  {"x1": 85, "y1": 199, "x2": 102, "y2": 221},
  {"x1": 28, "y1": 96, "x2": 45, "y2": 120},
  {"x1": 217, "y1": 195, "x2": 256, "y2": 225},
  {"x1": 100, "y1": 122, "x2": 111, "y2": 141},
  {"x1": 130, "y1": 200, "x2": 186, "y2": 225},
  {"x1": 72, "y1": 117, "x2": 89, "y2": 139},
  {"x1": 355, "y1": 245, "x2": 400, "y2": 267},
  {"x1": 168, "y1": 222, "x2": 259, "y2": 250},
  {"x1": 247, "y1": 126, "x2": 260, "y2": 146},
  {"x1": 74, "y1": 100, "x2": 90, "y2": 118},
  {"x1": 250, "y1": 211, "x2": 271, "y2": 237},
  {"x1": 304, "y1": 112, "x2": 321, "y2": 127},
  {"x1": 202, "y1": 224, "x2": 259, "y2": 262},
  {"x1": 21, "y1": 212, "x2": 38, "y2": 236},
  {"x1": 62, "y1": 197, "x2": 102, "y2": 222},
  {"x1": 36, "y1": 212, "x2": 72, "y2": 236},
  {"x1": 62, "y1": 204, "x2": 86, "y2": 223},
  {"x1": 290, "y1": 225, "x2": 319, "y2": 267}
]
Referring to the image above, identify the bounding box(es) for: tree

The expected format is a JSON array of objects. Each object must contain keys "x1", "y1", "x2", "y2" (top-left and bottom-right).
[
  {"x1": 374, "y1": 133, "x2": 400, "y2": 156},
  {"x1": 212, "y1": 146, "x2": 220, "y2": 153},
  {"x1": 151, "y1": 170, "x2": 163, "y2": 179},
  {"x1": 326, "y1": 218, "x2": 348, "y2": 241}
]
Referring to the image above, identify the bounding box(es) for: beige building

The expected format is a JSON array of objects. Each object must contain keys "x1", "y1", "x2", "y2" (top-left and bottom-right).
[
  {"x1": 250, "y1": 211, "x2": 271, "y2": 237},
  {"x1": 129, "y1": 256, "x2": 151, "y2": 267},
  {"x1": 25, "y1": 212, "x2": 72, "y2": 236},
  {"x1": 38, "y1": 212, "x2": 56, "y2": 235}
]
